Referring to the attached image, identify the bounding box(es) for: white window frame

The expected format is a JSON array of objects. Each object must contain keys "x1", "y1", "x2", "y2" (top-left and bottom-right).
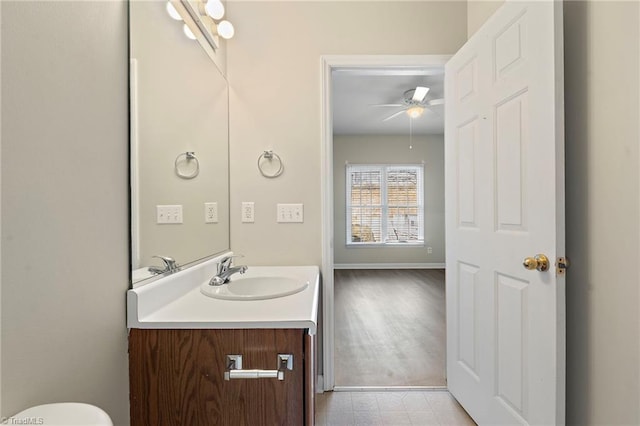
[{"x1": 346, "y1": 164, "x2": 424, "y2": 247}]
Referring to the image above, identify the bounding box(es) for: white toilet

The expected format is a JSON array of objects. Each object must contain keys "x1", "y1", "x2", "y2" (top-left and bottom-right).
[{"x1": 12, "y1": 403, "x2": 113, "y2": 426}]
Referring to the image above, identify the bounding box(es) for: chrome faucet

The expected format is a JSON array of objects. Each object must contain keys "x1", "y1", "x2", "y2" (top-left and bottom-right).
[
  {"x1": 209, "y1": 255, "x2": 248, "y2": 286},
  {"x1": 148, "y1": 255, "x2": 180, "y2": 275}
]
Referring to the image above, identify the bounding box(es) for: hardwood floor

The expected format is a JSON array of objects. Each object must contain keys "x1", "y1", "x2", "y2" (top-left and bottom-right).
[{"x1": 334, "y1": 269, "x2": 446, "y2": 387}]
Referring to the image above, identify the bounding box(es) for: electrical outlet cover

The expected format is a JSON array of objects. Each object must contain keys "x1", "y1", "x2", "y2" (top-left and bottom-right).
[{"x1": 205, "y1": 202, "x2": 218, "y2": 223}]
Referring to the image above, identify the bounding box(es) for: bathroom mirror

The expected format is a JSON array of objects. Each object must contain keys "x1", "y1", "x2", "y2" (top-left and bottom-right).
[{"x1": 129, "y1": 0, "x2": 230, "y2": 285}]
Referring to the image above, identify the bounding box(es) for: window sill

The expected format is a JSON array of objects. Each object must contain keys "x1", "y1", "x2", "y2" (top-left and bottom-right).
[{"x1": 346, "y1": 242, "x2": 425, "y2": 249}]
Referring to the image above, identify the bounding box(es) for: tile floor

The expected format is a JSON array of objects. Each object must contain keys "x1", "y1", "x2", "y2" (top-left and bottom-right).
[{"x1": 315, "y1": 390, "x2": 476, "y2": 426}]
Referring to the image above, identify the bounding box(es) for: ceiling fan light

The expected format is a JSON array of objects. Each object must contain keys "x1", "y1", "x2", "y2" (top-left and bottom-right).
[{"x1": 406, "y1": 106, "x2": 424, "y2": 118}]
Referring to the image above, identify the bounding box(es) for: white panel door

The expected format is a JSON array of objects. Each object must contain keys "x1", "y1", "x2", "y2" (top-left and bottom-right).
[{"x1": 445, "y1": 1, "x2": 565, "y2": 425}]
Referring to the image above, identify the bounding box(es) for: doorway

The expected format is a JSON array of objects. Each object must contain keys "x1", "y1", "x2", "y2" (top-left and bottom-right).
[
  {"x1": 321, "y1": 3, "x2": 566, "y2": 424},
  {"x1": 320, "y1": 55, "x2": 451, "y2": 391},
  {"x1": 334, "y1": 269, "x2": 446, "y2": 387}
]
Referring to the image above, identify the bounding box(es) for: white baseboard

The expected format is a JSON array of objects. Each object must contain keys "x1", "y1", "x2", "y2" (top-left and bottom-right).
[
  {"x1": 333, "y1": 263, "x2": 445, "y2": 270},
  {"x1": 334, "y1": 385, "x2": 448, "y2": 392}
]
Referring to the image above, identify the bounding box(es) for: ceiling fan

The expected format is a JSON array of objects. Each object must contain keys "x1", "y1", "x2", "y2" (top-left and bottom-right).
[{"x1": 372, "y1": 86, "x2": 444, "y2": 122}]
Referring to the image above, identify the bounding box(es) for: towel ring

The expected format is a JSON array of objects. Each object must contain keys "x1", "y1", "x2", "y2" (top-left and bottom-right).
[
  {"x1": 257, "y1": 150, "x2": 284, "y2": 178},
  {"x1": 175, "y1": 152, "x2": 199, "y2": 179}
]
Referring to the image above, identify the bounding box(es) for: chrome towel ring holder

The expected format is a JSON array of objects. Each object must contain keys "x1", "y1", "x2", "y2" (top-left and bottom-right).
[
  {"x1": 175, "y1": 151, "x2": 199, "y2": 179},
  {"x1": 257, "y1": 150, "x2": 284, "y2": 178}
]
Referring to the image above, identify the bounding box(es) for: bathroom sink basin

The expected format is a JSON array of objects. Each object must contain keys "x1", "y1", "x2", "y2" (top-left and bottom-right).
[{"x1": 200, "y1": 276, "x2": 309, "y2": 300}]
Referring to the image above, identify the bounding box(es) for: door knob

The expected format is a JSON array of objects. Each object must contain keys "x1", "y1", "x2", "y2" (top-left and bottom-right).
[{"x1": 523, "y1": 254, "x2": 550, "y2": 272}]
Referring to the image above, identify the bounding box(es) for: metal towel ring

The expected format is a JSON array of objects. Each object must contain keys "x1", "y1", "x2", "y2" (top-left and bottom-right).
[
  {"x1": 175, "y1": 152, "x2": 199, "y2": 179},
  {"x1": 257, "y1": 150, "x2": 284, "y2": 178},
  {"x1": 173, "y1": 151, "x2": 200, "y2": 179}
]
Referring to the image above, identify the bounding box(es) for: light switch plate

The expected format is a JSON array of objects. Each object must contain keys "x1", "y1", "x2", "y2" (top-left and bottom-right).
[
  {"x1": 277, "y1": 203, "x2": 304, "y2": 223},
  {"x1": 157, "y1": 205, "x2": 183, "y2": 224},
  {"x1": 242, "y1": 202, "x2": 255, "y2": 223}
]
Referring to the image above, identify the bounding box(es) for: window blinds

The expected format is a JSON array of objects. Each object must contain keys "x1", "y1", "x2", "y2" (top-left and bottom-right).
[{"x1": 346, "y1": 164, "x2": 424, "y2": 245}]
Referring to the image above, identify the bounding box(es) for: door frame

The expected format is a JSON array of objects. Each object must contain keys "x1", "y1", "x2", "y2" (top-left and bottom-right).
[{"x1": 320, "y1": 54, "x2": 451, "y2": 391}]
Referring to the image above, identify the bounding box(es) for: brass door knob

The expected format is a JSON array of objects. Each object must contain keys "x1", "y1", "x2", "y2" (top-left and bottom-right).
[{"x1": 523, "y1": 254, "x2": 550, "y2": 272}]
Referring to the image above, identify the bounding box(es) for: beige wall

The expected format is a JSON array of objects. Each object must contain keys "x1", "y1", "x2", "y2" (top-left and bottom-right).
[
  {"x1": 333, "y1": 135, "x2": 445, "y2": 265},
  {"x1": 470, "y1": 1, "x2": 640, "y2": 424},
  {"x1": 1, "y1": 1, "x2": 130, "y2": 424},
  {"x1": 130, "y1": 1, "x2": 230, "y2": 272},
  {"x1": 563, "y1": 2, "x2": 640, "y2": 425},
  {"x1": 226, "y1": 1, "x2": 467, "y2": 266},
  {"x1": 466, "y1": 0, "x2": 503, "y2": 38}
]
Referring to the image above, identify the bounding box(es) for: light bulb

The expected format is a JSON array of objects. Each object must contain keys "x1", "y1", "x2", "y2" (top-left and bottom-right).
[
  {"x1": 183, "y1": 24, "x2": 197, "y2": 40},
  {"x1": 217, "y1": 20, "x2": 234, "y2": 39},
  {"x1": 166, "y1": 1, "x2": 182, "y2": 20},
  {"x1": 406, "y1": 106, "x2": 424, "y2": 119},
  {"x1": 205, "y1": 0, "x2": 225, "y2": 20}
]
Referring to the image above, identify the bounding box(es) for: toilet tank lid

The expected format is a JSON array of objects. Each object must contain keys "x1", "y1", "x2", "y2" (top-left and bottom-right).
[{"x1": 12, "y1": 403, "x2": 113, "y2": 426}]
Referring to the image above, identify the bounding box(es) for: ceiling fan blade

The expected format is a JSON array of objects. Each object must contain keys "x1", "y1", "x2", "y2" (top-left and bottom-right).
[
  {"x1": 371, "y1": 103, "x2": 404, "y2": 107},
  {"x1": 382, "y1": 110, "x2": 407, "y2": 122},
  {"x1": 427, "y1": 98, "x2": 445, "y2": 106},
  {"x1": 412, "y1": 86, "x2": 430, "y2": 102},
  {"x1": 424, "y1": 106, "x2": 442, "y2": 117}
]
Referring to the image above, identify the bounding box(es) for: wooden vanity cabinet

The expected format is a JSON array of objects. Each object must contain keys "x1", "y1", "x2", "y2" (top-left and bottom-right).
[{"x1": 129, "y1": 328, "x2": 315, "y2": 426}]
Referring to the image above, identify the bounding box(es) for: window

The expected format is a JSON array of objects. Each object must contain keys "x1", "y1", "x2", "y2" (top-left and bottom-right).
[{"x1": 346, "y1": 164, "x2": 424, "y2": 245}]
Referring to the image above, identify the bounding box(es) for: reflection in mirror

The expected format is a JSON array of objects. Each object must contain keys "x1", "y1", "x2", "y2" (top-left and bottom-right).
[{"x1": 129, "y1": 1, "x2": 230, "y2": 286}]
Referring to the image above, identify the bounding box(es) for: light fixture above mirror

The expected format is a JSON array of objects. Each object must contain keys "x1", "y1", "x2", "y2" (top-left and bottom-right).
[
  {"x1": 166, "y1": 0, "x2": 234, "y2": 48},
  {"x1": 204, "y1": 0, "x2": 225, "y2": 20},
  {"x1": 166, "y1": 2, "x2": 182, "y2": 20}
]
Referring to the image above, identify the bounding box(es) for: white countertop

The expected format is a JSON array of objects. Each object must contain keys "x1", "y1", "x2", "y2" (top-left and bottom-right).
[{"x1": 127, "y1": 256, "x2": 320, "y2": 334}]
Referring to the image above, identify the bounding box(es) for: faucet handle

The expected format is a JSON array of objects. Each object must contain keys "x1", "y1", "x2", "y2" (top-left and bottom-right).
[
  {"x1": 152, "y1": 255, "x2": 178, "y2": 272},
  {"x1": 153, "y1": 255, "x2": 175, "y2": 265},
  {"x1": 219, "y1": 254, "x2": 244, "y2": 272}
]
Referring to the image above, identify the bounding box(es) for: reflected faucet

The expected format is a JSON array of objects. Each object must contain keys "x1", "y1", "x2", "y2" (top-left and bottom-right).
[
  {"x1": 148, "y1": 255, "x2": 180, "y2": 275},
  {"x1": 209, "y1": 255, "x2": 248, "y2": 286}
]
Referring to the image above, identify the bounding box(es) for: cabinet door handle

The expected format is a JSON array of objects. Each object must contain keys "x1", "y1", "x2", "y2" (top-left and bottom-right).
[
  {"x1": 224, "y1": 354, "x2": 293, "y2": 381},
  {"x1": 228, "y1": 369, "x2": 280, "y2": 380}
]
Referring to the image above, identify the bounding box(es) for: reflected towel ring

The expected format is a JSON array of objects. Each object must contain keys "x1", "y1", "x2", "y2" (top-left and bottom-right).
[
  {"x1": 257, "y1": 150, "x2": 284, "y2": 178},
  {"x1": 175, "y1": 151, "x2": 199, "y2": 179}
]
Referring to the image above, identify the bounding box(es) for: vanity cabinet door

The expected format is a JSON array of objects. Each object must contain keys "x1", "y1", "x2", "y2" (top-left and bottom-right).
[{"x1": 129, "y1": 328, "x2": 308, "y2": 426}]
